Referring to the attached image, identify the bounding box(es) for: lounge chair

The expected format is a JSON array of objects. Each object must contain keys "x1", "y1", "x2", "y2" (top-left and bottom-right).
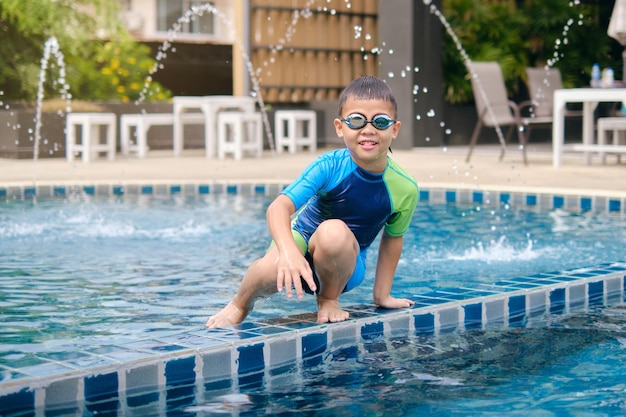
[
  {"x1": 466, "y1": 61, "x2": 528, "y2": 164},
  {"x1": 520, "y1": 67, "x2": 582, "y2": 142}
]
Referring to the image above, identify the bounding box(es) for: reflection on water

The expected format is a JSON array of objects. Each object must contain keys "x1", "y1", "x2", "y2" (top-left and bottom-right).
[
  {"x1": 185, "y1": 305, "x2": 626, "y2": 416},
  {"x1": 40, "y1": 305, "x2": 624, "y2": 416}
]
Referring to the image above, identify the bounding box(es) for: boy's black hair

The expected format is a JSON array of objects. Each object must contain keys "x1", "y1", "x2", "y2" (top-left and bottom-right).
[{"x1": 337, "y1": 75, "x2": 398, "y2": 118}]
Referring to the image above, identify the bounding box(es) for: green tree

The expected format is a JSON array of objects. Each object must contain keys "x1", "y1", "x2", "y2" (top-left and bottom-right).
[
  {"x1": 0, "y1": 0, "x2": 170, "y2": 102},
  {"x1": 520, "y1": 0, "x2": 616, "y2": 88},
  {"x1": 442, "y1": 0, "x2": 529, "y2": 104},
  {"x1": 441, "y1": 0, "x2": 618, "y2": 104},
  {"x1": 70, "y1": 39, "x2": 169, "y2": 102}
]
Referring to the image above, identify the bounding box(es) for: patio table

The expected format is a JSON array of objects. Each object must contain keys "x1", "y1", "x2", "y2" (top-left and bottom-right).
[
  {"x1": 172, "y1": 96, "x2": 256, "y2": 158},
  {"x1": 552, "y1": 88, "x2": 626, "y2": 167}
]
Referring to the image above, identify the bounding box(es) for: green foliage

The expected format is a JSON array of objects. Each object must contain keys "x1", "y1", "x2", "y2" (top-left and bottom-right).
[
  {"x1": 69, "y1": 39, "x2": 170, "y2": 102},
  {"x1": 520, "y1": 0, "x2": 616, "y2": 88},
  {"x1": 0, "y1": 0, "x2": 170, "y2": 102},
  {"x1": 441, "y1": 0, "x2": 618, "y2": 104}
]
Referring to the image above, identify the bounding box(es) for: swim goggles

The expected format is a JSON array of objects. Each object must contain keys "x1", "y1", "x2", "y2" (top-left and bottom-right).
[{"x1": 341, "y1": 113, "x2": 396, "y2": 130}]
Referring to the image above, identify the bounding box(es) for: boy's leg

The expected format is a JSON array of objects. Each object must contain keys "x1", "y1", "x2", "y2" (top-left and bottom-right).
[
  {"x1": 308, "y1": 219, "x2": 359, "y2": 323},
  {"x1": 205, "y1": 246, "x2": 280, "y2": 328}
]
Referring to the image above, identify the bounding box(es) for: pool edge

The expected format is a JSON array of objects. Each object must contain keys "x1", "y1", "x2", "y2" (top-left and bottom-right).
[
  {"x1": 1, "y1": 182, "x2": 624, "y2": 214},
  {"x1": 0, "y1": 261, "x2": 625, "y2": 413}
]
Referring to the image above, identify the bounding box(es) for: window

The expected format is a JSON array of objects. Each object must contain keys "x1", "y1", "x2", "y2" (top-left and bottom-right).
[{"x1": 156, "y1": 0, "x2": 215, "y2": 35}]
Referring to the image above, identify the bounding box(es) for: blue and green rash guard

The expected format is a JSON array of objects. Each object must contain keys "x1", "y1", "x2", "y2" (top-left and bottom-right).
[{"x1": 281, "y1": 148, "x2": 419, "y2": 252}]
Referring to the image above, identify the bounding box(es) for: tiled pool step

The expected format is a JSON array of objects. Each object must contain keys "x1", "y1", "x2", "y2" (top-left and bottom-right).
[
  {"x1": 0, "y1": 182, "x2": 624, "y2": 214},
  {"x1": 1, "y1": 261, "x2": 625, "y2": 415}
]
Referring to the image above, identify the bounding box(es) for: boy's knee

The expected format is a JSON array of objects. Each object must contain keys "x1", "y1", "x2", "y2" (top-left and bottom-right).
[
  {"x1": 313, "y1": 220, "x2": 358, "y2": 255},
  {"x1": 247, "y1": 252, "x2": 277, "y2": 277},
  {"x1": 317, "y1": 219, "x2": 350, "y2": 240}
]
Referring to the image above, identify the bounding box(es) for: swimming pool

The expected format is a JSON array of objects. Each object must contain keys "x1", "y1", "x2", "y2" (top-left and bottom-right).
[{"x1": 0, "y1": 183, "x2": 625, "y2": 415}]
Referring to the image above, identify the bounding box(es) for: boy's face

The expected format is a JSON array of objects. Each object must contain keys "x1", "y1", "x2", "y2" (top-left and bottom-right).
[{"x1": 333, "y1": 97, "x2": 401, "y2": 173}]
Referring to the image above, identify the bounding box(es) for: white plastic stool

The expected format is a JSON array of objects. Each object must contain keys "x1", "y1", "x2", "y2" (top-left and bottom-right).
[
  {"x1": 120, "y1": 113, "x2": 204, "y2": 158},
  {"x1": 66, "y1": 113, "x2": 117, "y2": 163},
  {"x1": 597, "y1": 117, "x2": 626, "y2": 163},
  {"x1": 217, "y1": 111, "x2": 263, "y2": 160},
  {"x1": 274, "y1": 110, "x2": 317, "y2": 154},
  {"x1": 120, "y1": 113, "x2": 171, "y2": 158}
]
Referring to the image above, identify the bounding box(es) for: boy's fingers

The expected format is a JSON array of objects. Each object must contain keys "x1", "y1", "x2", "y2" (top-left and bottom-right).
[
  {"x1": 300, "y1": 270, "x2": 316, "y2": 293},
  {"x1": 276, "y1": 271, "x2": 283, "y2": 293},
  {"x1": 292, "y1": 276, "x2": 304, "y2": 299},
  {"x1": 283, "y1": 274, "x2": 293, "y2": 298},
  {"x1": 277, "y1": 271, "x2": 294, "y2": 298},
  {"x1": 279, "y1": 264, "x2": 314, "y2": 299}
]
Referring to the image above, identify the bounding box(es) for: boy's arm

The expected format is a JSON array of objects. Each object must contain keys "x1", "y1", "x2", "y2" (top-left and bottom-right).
[
  {"x1": 372, "y1": 232, "x2": 414, "y2": 309},
  {"x1": 266, "y1": 194, "x2": 316, "y2": 298}
]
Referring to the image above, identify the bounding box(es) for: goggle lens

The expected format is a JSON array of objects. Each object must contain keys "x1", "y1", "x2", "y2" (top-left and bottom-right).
[{"x1": 342, "y1": 114, "x2": 395, "y2": 130}]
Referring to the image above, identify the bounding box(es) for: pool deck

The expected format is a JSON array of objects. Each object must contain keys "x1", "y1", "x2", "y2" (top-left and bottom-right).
[{"x1": 1, "y1": 143, "x2": 625, "y2": 197}]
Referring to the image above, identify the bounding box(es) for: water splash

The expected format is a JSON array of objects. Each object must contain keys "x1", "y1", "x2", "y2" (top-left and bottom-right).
[
  {"x1": 547, "y1": 0, "x2": 584, "y2": 68},
  {"x1": 137, "y1": 4, "x2": 275, "y2": 149},
  {"x1": 256, "y1": 1, "x2": 381, "y2": 103},
  {"x1": 527, "y1": 1, "x2": 585, "y2": 117},
  {"x1": 252, "y1": 0, "x2": 317, "y2": 87},
  {"x1": 423, "y1": 0, "x2": 507, "y2": 150},
  {"x1": 448, "y1": 236, "x2": 541, "y2": 263},
  {"x1": 510, "y1": 2, "x2": 585, "y2": 128},
  {"x1": 34, "y1": 37, "x2": 71, "y2": 162}
]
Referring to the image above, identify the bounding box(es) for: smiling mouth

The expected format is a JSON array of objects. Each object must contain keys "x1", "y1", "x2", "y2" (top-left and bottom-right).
[{"x1": 359, "y1": 140, "x2": 378, "y2": 146}]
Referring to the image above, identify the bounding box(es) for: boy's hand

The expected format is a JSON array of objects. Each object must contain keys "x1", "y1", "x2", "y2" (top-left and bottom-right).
[
  {"x1": 276, "y1": 246, "x2": 314, "y2": 299},
  {"x1": 375, "y1": 296, "x2": 414, "y2": 309}
]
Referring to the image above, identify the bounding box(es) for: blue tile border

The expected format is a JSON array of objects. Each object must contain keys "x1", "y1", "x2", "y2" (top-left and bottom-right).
[
  {"x1": 0, "y1": 182, "x2": 625, "y2": 214},
  {"x1": 0, "y1": 261, "x2": 624, "y2": 415}
]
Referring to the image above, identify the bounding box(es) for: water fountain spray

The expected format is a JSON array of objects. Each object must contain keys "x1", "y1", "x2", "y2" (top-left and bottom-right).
[
  {"x1": 33, "y1": 37, "x2": 71, "y2": 161},
  {"x1": 136, "y1": 3, "x2": 277, "y2": 149},
  {"x1": 423, "y1": 0, "x2": 508, "y2": 152}
]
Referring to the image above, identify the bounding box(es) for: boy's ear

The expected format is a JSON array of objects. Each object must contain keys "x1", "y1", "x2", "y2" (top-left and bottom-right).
[
  {"x1": 393, "y1": 119, "x2": 401, "y2": 136},
  {"x1": 333, "y1": 117, "x2": 344, "y2": 137}
]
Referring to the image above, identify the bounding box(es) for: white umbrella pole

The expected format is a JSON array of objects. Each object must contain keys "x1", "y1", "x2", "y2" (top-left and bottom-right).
[{"x1": 609, "y1": 0, "x2": 626, "y2": 83}]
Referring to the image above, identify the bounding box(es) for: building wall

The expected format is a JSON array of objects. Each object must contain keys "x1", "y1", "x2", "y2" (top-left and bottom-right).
[
  {"x1": 249, "y1": 0, "x2": 379, "y2": 103},
  {"x1": 144, "y1": 42, "x2": 233, "y2": 96},
  {"x1": 122, "y1": 0, "x2": 235, "y2": 44},
  {"x1": 120, "y1": 0, "x2": 380, "y2": 101},
  {"x1": 120, "y1": 0, "x2": 236, "y2": 96},
  {"x1": 117, "y1": 1, "x2": 448, "y2": 148},
  {"x1": 379, "y1": 0, "x2": 444, "y2": 149}
]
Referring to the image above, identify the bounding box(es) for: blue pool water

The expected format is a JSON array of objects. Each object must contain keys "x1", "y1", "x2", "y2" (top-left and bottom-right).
[
  {"x1": 1, "y1": 193, "x2": 624, "y2": 345},
  {"x1": 1, "y1": 192, "x2": 625, "y2": 415}
]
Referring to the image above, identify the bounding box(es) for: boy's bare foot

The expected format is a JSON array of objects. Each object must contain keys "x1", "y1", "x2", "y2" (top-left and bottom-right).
[
  {"x1": 205, "y1": 302, "x2": 247, "y2": 328},
  {"x1": 316, "y1": 296, "x2": 349, "y2": 324}
]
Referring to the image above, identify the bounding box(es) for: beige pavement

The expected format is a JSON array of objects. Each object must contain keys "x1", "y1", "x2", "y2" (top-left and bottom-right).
[{"x1": 1, "y1": 144, "x2": 624, "y2": 197}]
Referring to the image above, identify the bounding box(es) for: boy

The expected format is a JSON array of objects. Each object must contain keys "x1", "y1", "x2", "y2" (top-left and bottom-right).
[{"x1": 206, "y1": 75, "x2": 419, "y2": 328}]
